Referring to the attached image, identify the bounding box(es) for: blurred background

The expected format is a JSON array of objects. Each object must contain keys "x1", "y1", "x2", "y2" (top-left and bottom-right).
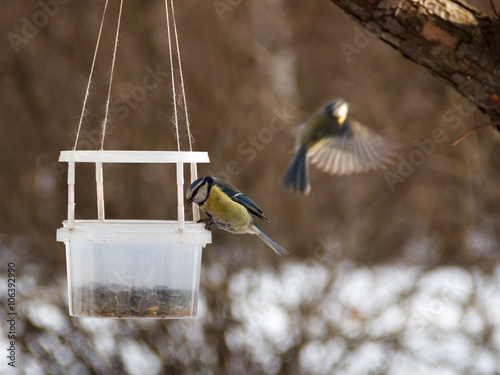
[{"x1": 2, "y1": 0, "x2": 500, "y2": 374}]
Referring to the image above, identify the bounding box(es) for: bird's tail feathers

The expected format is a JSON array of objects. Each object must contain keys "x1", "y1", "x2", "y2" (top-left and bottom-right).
[
  {"x1": 282, "y1": 146, "x2": 310, "y2": 195},
  {"x1": 253, "y1": 223, "x2": 289, "y2": 256}
]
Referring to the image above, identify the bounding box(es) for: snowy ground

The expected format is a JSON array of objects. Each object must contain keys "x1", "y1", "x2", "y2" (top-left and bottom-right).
[{"x1": 1, "y1": 258, "x2": 500, "y2": 374}]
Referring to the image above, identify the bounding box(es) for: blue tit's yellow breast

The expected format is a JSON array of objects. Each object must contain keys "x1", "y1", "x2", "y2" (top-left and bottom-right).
[{"x1": 200, "y1": 186, "x2": 253, "y2": 233}]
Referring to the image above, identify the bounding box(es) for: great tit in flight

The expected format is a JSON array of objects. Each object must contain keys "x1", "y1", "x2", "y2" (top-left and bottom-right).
[
  {"x1": 283, "y1": 98, "x2": 396, "y2": 195},
  {"x1": 186, "y1": 176, "x2": 289, "y2": 256}
]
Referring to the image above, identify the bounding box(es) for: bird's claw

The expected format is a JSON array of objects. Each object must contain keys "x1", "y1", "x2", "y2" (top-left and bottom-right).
[{"x1": 197, "y1": 218, "x2": 214, "y2": 231}]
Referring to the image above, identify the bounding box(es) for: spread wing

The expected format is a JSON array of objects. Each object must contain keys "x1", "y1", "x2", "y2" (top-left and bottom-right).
[
  {"x1": 213, "y1": 178, "x2": 270, "y2": 223},
  {"x1": 307, "y1": 120, "x2": 397, "y2": 175}
]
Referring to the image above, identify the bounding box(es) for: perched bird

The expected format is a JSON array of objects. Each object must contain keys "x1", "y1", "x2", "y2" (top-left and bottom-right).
[
  {"x1": 186, "y1": 176, "x2": 289, "y2": 256},
  {"x1": 282, "y1": 98, "x2": 396, "y2": 195}
]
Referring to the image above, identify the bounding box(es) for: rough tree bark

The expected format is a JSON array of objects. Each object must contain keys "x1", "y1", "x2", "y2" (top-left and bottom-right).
[{"x1": 330, "y1": 0, "x2": 500, "y2": 123}]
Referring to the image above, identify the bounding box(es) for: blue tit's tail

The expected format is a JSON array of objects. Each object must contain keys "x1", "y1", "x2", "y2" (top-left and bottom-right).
[
  {"x1": 253, "y1": 222, "x2": 289, "y2": 256},
  {"x1": 282, "y1": 146, "x2": 310, "y2": 195}
]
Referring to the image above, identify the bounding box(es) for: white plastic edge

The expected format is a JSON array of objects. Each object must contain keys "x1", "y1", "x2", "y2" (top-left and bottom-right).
[
  {"x1": 57, "y1": 220, "x2": 212, "y2": 245},
  {"x1": 59, "y1": 150, "x2": 210, "y2": 163}
]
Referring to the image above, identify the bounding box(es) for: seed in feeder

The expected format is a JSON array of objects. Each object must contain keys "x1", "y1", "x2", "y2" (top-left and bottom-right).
[{"x1": 72, "y1": 285, "x2": 197, "y2": 318}]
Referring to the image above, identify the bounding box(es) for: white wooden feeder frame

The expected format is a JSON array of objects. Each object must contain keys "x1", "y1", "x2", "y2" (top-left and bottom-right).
[{"x1": 58, "y1": 150, "x2": 209, "y2": 228}]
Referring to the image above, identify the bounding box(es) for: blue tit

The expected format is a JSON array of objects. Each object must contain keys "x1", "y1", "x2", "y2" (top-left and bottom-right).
[
  {"x1": 186, "y1": 176, "x2": 289, "y2": 256},
  {"x1": 282, "y1": 98, "x2": 397, "y2": 195}
]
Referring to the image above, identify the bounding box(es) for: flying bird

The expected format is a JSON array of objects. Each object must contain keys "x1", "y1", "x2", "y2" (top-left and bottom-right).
[{"x1": 283, "y1": 98, "x2": 397, "y2": 195}]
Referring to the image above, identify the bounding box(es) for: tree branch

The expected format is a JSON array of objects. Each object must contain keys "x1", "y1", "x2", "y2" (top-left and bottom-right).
[{"x1": 330, "y1": 0, "x2": 500, "y2": 122}]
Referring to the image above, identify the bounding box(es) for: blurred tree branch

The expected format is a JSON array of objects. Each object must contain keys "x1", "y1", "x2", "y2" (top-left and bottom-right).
[{"x1": 329, "y1": 0, "x2": 500, "y2": 122}]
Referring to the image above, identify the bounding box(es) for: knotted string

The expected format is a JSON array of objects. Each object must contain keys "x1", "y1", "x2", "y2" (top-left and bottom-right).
[
  {"x1": 101, "y1": 0, "x2": 124, "y2": 150},
  {"x1": 73, "y1": 0, "x2": 109, "y2": 150},
  {"x1": 164, "y1": 0, "x2": 180, "y2": 151},
  {"x1": 74, "y1": 0, "x2": 194, "y2": 151},
  {"x1": 169, "y1": 0, "x2": 194, "y2": 151}
]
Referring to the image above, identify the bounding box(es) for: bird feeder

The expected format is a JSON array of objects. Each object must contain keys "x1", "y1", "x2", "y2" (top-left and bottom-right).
[
  {"x1": 57, "y1": 0, "x2": 209, "y2": 318},
  {"x1": 56, "y1": 150, "x2": 211, "y2": 318}
]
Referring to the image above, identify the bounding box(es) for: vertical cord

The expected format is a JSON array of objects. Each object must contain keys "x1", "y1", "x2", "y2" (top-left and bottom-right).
[
  {"x1": 101, "y1": 0, "x2": 124, "y2": 150},
  {"x1": 165, "y1": 0, "x2": 181, "y2": 151},
  {"x1": 73, "y1": 0, "x2": 110, "y2": 150},
  {"x1": 169, "y1": 0, "x2": 193, "y2": 151},
  {"x1": 75, "y1": 0, "x2": 194, "y2": 152},
  {"x1": 166, "y1": 0, "x2": 199, "y2": 226}
]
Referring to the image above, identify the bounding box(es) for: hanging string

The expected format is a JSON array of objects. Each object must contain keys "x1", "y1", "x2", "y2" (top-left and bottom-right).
[
  {"x1": 73, "y1": 0, "x2": 110, "y2": 150},
  {"x1": 169, "y1": 0, "x2": 194, "y2": 151},
  {"x1": 101, "y1": 0, "x2": 124, "y2": 150},
  {"x1": 74, "y1": 0, "x2": 193, "y2": 152},
  {"x1": 165, "y1": 0, "x2": 181, "y2": 151}
]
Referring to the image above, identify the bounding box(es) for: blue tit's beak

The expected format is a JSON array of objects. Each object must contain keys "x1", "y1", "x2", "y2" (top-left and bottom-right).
[{"x1": 186, "y1": 197, "x2": 193, "y2": 205}]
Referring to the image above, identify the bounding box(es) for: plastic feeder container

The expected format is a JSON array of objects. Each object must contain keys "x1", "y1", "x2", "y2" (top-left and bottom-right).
[{"x1": 56, "y1": 151, "x2": 211, "y2": 319}]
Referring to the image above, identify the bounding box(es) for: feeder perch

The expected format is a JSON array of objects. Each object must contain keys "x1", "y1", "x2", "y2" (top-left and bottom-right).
[{"x1": 56, "y1": 150, "x2": 211, "y2": 319}]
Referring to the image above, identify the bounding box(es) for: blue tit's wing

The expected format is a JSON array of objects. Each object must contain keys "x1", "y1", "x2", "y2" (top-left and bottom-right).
[
  {"x1": 212, "y1": 178, "x2": 270, "y2": 223},
  {"x1": 307, "y1": 120, "x2": 397, "y2": 175}
]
